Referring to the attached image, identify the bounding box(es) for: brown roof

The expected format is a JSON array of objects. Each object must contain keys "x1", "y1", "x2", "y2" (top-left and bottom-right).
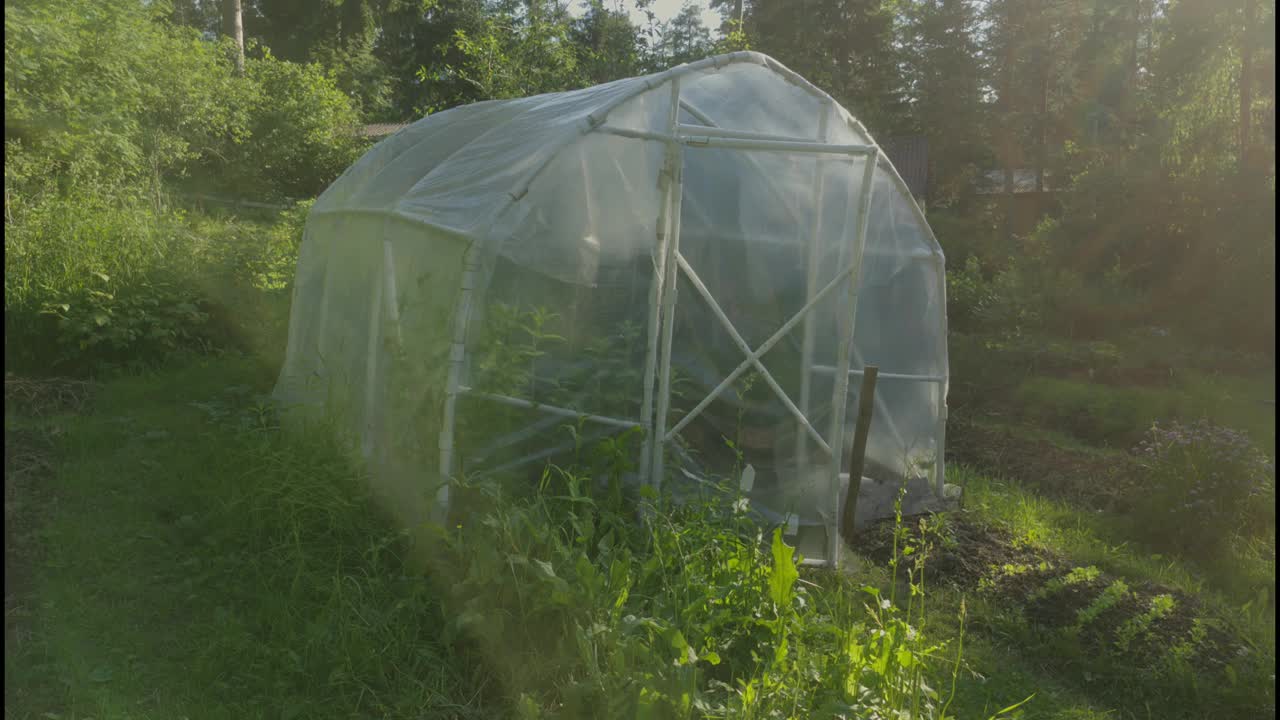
[
  {"x1": 359, "y1": 123, "x2": 410, "y2": 138},
  {"x1": 880, "y1": 136, "x2": 928, "y2": 200}
]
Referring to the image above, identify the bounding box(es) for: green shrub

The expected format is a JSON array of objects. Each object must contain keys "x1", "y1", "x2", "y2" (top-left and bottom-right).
[
  {"x1": 438, "y1": 462, "x2": 975, "y2": 718},
  {"x1": 4, "y1": 191, "x2": 309, "y2": 374},
  {"x1": 5, "y1": 0, "x2": 251, "y2": 198},
  {"x1": 196, "y1": 49, "x2": 362, "y2": 200},
  {"x1": 1131, "y1": 420, "x2": 1275, "y2": 560},
  {"x1": 945, "y1": 256, "x2": 998, "y2": 333},
  {"x1": 3, "y1": 192, "x2": 208, "y2": 372}
]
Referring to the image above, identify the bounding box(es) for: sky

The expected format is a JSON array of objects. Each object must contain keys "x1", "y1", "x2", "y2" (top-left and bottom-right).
[{"x1": 565, "y1": 0, "x2": 723, "y2": 35}]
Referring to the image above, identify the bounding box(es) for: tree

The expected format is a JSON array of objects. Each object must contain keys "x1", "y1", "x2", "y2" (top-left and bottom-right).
[
  {"x1": 655, "y1": 2, "x2": 714, "y2": 68},
  {"x1": 224, "y1": 0, "x2": 245, "y2": 74},
  {"x1": 572, "y1": 0, "x2": 648, "y2": 82},
  {"x1": 899, "y1": 0, "x2": 988, "y2": 205},
  {"x1": 740, "y1": 0, "x2": 908, "y2": 135}
]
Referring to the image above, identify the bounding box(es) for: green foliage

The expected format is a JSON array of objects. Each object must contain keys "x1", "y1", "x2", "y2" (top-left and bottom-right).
[
  {"x1": 5, "y1": 0, "x2": 356, "y2": 373},
  {"x1": 1115, "y1": 593, "x2": 1176, "y2": 653},
  {"x1": 3, "y1": 188, "x2": 308, "y2": 374},
  {"x1": 5, "y1": 0, "x2": 359, "y2": 201},
  {"x1": 199, "y1": 49, "x2": 363, "y2": 200},
  {"x1": 425, "y1": 2, "x2": 584, "y2": 105},
  {"x1": 1074, "y1": 578, "x2": 1130, "y2": 628},
  {"x1": 440, "y1": 456, "x2": 971, "y2": 719},
  {"x1": 4, "y1": 360, "x2": 497, "y2": 718},
  {"x1": 5, "y1": 0, "x2": 247, "y2": 198},
  {"x1": 1131, "y1": 420, "x2": 1275, "y2": 561}
]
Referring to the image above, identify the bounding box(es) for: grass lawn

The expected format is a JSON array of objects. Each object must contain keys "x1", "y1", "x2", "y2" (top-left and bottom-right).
[
  {"x1": 5, "y1": 359, "x2": 495, "y2": 719},
  {"x1": 5, "y1": 355, "x2": 1275, "y2": 719}
]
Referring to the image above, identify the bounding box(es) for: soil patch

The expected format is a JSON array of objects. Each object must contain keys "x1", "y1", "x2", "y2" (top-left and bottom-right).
[
  {"x1": 854, "y1": 510, "x2": 1061, "y2": 594},
  {"x1": 4, "y1": 375, "x2": 95, "y2": 417},
  {"x1": 947, "y1": 418, "x2": 1142, "y2": 511},
  {"x1": 855, "y1": 512, "x2": 1251, "y2": 677}
]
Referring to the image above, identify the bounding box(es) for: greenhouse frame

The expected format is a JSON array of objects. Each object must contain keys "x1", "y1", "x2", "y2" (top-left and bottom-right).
[{"x1": 275, "y1": 51, "x2": 951, "y2": 568}]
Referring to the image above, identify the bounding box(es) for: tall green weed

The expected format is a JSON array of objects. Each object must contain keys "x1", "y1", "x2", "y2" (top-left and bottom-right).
[{"x1": 435, "y1": 450, "x2": 1015, "y2": 719}]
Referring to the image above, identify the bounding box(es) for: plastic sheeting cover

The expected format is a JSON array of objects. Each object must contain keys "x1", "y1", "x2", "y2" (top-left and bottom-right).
[{"x1": 278, "y1": 51, "x2": 949, "y2": 538}]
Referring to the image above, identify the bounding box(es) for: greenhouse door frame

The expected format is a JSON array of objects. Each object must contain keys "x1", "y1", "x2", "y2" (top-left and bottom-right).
[{"x1": 635, "y1": 83, "x2": 881, "y2": 569}]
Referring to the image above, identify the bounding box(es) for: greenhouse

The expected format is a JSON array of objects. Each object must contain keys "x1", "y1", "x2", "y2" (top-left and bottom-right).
[{"x1": 275, "y1": 51, "x2": 954, "y2": 567}]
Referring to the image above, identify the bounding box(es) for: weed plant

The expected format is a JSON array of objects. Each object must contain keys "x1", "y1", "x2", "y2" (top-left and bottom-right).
[{"x1": 436, "y1": 436, "x2": 1028, "y2": 719}]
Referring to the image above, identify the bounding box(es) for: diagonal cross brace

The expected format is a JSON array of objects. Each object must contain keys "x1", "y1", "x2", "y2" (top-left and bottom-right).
[{"x1": 663, "y1": 251, "x2": 860, "y2": 455}]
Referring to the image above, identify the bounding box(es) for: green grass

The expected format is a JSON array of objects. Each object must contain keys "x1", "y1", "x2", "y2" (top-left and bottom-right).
[
  {"x1": 5, "y1": 358, "x2": 990, "y2": 719},
  {"x1": 954, "y1": 465, "x2": 1276, "y2": 612},
  {"x1": 979, "y1": 358, "x2": 1275, "y2": 454},
  {"x1": 5, "y1": 356, "x2": 1159, "y2": 720},
  {"x1": 5, "y1": 358, "x2": 496, "y2": 719},
  {"x1": 938, "y1": 466, "x2": 1275, "y2": 718}
]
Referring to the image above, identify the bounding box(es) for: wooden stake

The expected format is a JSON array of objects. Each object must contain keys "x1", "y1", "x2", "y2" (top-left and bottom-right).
[{"x1": 841, "y1": 365, "x2": 878, "y2": 542}]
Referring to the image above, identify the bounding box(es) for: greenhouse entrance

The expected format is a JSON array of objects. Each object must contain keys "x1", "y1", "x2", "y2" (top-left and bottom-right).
[{"x1": 619, "y1": 87, "x2": 882, "y2": 567}]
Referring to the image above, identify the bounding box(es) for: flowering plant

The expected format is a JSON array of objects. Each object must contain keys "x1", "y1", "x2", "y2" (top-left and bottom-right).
[{"x1": 1132, "y1": 420, "x2": 1275, "y2": 557}]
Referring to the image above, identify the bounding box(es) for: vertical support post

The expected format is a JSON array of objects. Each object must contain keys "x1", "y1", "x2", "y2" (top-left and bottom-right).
[
  {"x1": 436, "y1": 245, "x2": 481, "y2": 524},
  {"x1": 362, "y1": 246, "x2": 385, "y2": 459},
  {"x1": 825, "y1": 149, "x2": 879, "y2": 569},
  {"x1": 651, "y1": 80, "x2": 686, "y2": 491},
  {"x1": 383, "y1": 238, "x2": 403, "y2": 347},
  {"x1": 640, "y1": 78, "x2": 683, "y2": 487},
  {"x1": 932, "y1": 255, "x2": 949, "y2": 497},
  {"x1": 796, "y1": 102, "x2": 831, "y2": 474},
  {"x1": 841, "y1": 366, "x2": 878, "y2": 542}
]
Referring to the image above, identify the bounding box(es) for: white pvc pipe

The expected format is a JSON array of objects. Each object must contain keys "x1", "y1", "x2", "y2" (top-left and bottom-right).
[
  {"x1": 670, "y1": 252, "x2": 831, "y2": 454},
  {"x1": 640, "y1": 78, "x2": 683, "y2": 487},
  {"x1": 650, "y1": 83, "x2": 686, "y2": 492},
  {"x1": 663, "y1": 258, "x2": 859, "y2": 448},
  {"x1": 675, "y1": 123, "x2": 813, "y2": 143},
  {"x1": 436, "y1": 247, "x2": 480, "y2": 522},
  {"x1": 825, "y1": 149, "x2": 880, "y2": 569},
  {"x1": 459, "y1": 388, "x2": 643, "y2": 430},
  {"x1": 382, "y1": 238, "x2": 403, "y2": 346},
  {"x1": 596, "y1": 126, "x2": 877, "y2": 157},
  {"x1": 678, "y1": 99, "x2": 716, "y2": 126},
  {"x1": 933, "y1": 257, "x2": 950, "y2": 497},
  {"x1": 811, "y1": 366, "x2": 946, "y2": 383},
  {"x1": 797, "y1": 104, "x2": 830, "y2": 472},
  {"x1": 682, "y1": 135, "x2": 875, "y2": 156},
  {"x1": 361, "y1": 245, "x2": 385, "y2": 459}
]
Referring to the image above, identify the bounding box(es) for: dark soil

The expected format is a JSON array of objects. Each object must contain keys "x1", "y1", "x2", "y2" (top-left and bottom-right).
[
  {"x1": 854, "y1": 510, "x2": 1061, "y2": 594},
  {"x1": 854, "y1": 511, "x2": 1253, "y2": 677},
  {"x1": 947, "y1": 417, "x2": 1142, "y2": 511},
  {"x1": 4, "y1": 375, "x2": 95, "y2": 417}
]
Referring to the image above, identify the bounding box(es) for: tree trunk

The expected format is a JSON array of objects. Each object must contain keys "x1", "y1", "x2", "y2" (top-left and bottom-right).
[
  {"x1": 1001, "y1": 6, "x2": 1017, "y2": 242},
  {"x1": 225, "y1": 0, "x2": 245, "y2": 75},
  {"x1": 1036, "y1": 39, "x2": 1048, "y2": 193},
  {"x1": 1240, "y1": 0, "x2": 1254, "y2": 176}
]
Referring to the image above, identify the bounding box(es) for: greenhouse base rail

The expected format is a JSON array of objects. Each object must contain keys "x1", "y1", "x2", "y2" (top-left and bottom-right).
[
  {"x1": 457, "y1": 387, "x2": 643, "y2": 431},
  {"x1": 810, "y1": 366, "x2": 946, "y2": 383}
]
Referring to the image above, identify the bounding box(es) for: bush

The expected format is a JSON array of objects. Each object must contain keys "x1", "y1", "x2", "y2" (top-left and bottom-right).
[
  {"x1": 945, "y1": 257, "x2": 998, "y2": 333},
  {"x1": 1131, "y1": 420, "x2": 1275, "y2": 560},
  {"x1": 196, "y1": 50, "x2": 362, "y2": 200},
  {"x1": 3, "y1": 191, "x2": 211, "y2": 373},
  {"x1": 3, "y1": 191, "x2": 309, "y2": 374},
  {"x1": 5, "y1": 0, "x2": 250, "y2": 198},
  {"x1": 438, "y1": 461, "x2": 969, "y2": 718}
]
